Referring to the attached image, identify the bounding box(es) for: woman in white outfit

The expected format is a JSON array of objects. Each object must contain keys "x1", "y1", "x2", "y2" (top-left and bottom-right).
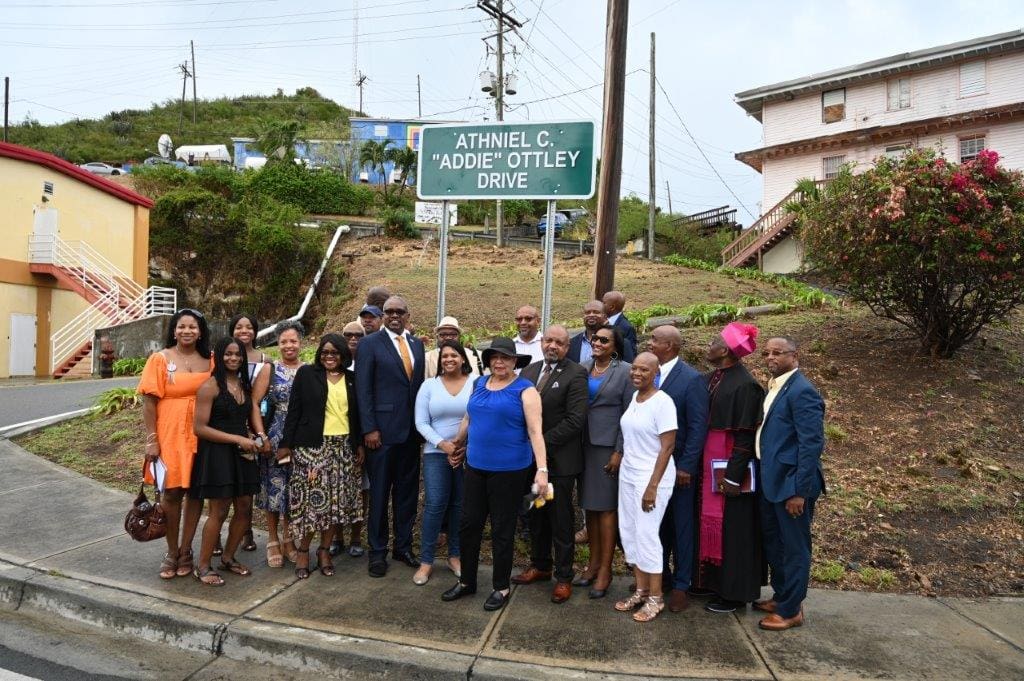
[{"x1": 614, "y1": 352, "x2": 678, "y2": 622}]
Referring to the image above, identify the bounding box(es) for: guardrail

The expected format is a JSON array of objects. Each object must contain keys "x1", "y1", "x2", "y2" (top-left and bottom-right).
[{"x1": 346, "y1": 224, "x2": 593, "y2": 255}]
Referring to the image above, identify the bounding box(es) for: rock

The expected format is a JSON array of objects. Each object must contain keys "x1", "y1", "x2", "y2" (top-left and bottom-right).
[
  {"x1": 821, "y1": 363, "x2": 840, "y2": 380},
  {"x1": 879, "y1": 522, "x2": 895, "y2": 531},
  {"x1": 984, "y1": 465, "x2": 1001, "y2": 472},
  {"x1": 846, "y1": 561, "x2": 861, "y2": 572},
  {"x1": 915, "y1": 572, "x2": 932, "y2": 590},
  {"x1": 967, "y1": 371, "x2": 983, "y2": 381}
]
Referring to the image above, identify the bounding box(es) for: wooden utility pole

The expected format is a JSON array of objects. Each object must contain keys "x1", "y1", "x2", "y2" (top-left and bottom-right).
[
  {"x1": 417, "y1": 74, "x2": 422, "y2": 118},
  {"x1": 592, "y1": 0, "x2": 630, "y2": 298},
  {"x1": 191, "y1": 40, "x2": 197, "y2": 124},
  {"x1": 647, "y1": 32, "x2": 656, "y2": 259},
  {"x1": 494, "y1": 0, "x2": 505, "y2": 248},
  {"x1": 3, "y1": 77, "x2": 9, "y2": 143},
  {"x1": 665, "y1": 179, "x2": 672, "y2": 214},
  {"x1": 356, "y1": 72, "x2": 367, "y2": 114},
  {"x1": 177, "y1": 62, "x2": 191, "y2": 134}
]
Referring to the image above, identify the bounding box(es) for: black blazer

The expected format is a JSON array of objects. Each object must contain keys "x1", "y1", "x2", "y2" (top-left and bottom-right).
[
  {"x1": 355, "y1": 329, "x2": 426, "y2": 445},
  {"x1": 279, "y1": 365, "x2": 361, "y2": 451},
  {"x1": 612, "y1": 315, "x2": 638, "y2": 360},
  {"x1": 520, "y1": 358, "x2": 589, "y2": 478}
]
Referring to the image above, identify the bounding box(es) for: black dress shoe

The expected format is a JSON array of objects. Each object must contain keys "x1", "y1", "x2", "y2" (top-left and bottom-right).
[
  {"x1": 441, "y1": 582, "x2": 476, "y2": 602},
  {"x1": 687, "y1": 586, "x2": 715, "y2": 597},
  {"x1": 329, "y1": 540, "x2": 344, "y2": 557},
  {"x1": 483, "y1": 590, "x2": 509, "y2": 611},
  {"x1": 588, "y1": 587, "x2": 608, "y2": 599},
  {"x1": 705, "y1": 598, "x2": 744, "y2": 613},
  {"x1": 392, "y1": 550, "x2": 419, "y2": 568},
  {"x1": 572, "y1": 574, "x2": 595, "y2": 587},
  {"x1": 368, "y1": 561, "x2": 388, "y2": 578}
]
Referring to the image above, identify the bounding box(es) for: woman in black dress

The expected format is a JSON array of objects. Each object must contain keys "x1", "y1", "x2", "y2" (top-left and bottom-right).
[{"x1": 191, "y1": 337, "x2": 268, "y2": 585}]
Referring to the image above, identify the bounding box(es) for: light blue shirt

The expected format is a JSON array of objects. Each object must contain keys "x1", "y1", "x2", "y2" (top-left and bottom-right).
[{"x1": 415, "y1": 376, "x2": 473, "y2": 454}]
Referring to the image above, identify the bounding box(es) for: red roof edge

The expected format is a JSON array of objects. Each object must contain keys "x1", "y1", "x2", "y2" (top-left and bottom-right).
[{"x1": 0, "y1": 141, "x2": 154, "y2": 208}]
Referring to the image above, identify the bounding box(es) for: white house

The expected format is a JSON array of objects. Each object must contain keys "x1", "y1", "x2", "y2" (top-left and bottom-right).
[{"x1": 726, "y1": 29, "x2": 1024, "y2": 273}]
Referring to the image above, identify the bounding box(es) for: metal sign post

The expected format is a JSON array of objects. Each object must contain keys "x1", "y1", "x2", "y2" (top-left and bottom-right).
[
  {"x1": 417, "y1": 121, "x2": 596, "y2": 328},
  {"x1": 541, "y1": 200, "x2": 557, "y2": 331},
  {"x1": 436, "y1": 199, "x2": 450, "y2": 327}
]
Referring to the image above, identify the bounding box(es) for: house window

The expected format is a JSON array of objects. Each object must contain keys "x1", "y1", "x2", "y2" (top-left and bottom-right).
[
  {"x1": 822, "y1": 88, "x2": 846, "y2": 123},
  {"x1": 822, "y1": 154, "x2": 846, "y2": 180},
  {"x1": 884, "y1": 143, "x2": 911, "y2": 160},
  {"x1": 887, "y1": 78, "x2": 911, "y2": 110},
  {"x1": 959, "y1": 61, "x2": 986, "y2": 98},
  {"x1": 959, "y1": 136, "x2": 985, "y2": 162}
]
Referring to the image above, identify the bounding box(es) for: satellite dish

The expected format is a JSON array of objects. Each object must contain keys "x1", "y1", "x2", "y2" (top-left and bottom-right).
[{"x1": 158, "y1": 134, "x2": 173, "y2": 159}]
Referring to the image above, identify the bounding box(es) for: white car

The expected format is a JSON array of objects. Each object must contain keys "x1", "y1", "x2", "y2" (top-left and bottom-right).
[{"x1": 79, "y1": 162, "x2": 125, "y2": 176}]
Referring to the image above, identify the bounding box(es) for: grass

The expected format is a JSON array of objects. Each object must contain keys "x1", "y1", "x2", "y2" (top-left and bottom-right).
[
  {"x1": 858, "y1": 567, "x2": 897, "y2": 589},
  {"x1": 824, "y1": 423, "x2": 849, "y2": 442},
  {"x1": 811, "y1": 560, "x2": 845, "y2": 583}
]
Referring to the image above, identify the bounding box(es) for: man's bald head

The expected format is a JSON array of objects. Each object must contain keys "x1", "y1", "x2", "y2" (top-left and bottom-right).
[
  {"x1": 648, "y1": 324, "x2": 682, "y2": 364},
  {"x1": 515, "y1": 305, "x2": 540, "y2": 341},
  {"x1": 602, "y1": 290, "x2": 625, "y2": 315},
  {"x1": 366, "y1": 286, "x2": 391, "y2": 308}
]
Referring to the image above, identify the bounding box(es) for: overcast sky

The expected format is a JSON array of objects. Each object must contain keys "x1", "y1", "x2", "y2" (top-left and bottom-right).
[{"x1": 3, "y1": 0, "x2": 1020, "y2": 219}]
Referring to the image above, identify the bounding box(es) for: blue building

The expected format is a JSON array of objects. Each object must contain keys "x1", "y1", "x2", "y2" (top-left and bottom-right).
[{"x1": 349, "y1": 117, "x2": 457, "y2": 185}]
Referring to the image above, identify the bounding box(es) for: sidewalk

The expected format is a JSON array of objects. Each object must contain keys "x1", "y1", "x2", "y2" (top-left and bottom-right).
[{"x1": 0, "y1": 437, "x2": 1021, "y2": 680}]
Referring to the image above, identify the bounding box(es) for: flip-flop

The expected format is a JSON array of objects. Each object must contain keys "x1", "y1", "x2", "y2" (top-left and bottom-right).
[
  {"x1": 176, "y1": 548, "x2": 194, "y2": 578},
  {"x1": 218, "y1": 559, "x2": 252, "y2": 576}
]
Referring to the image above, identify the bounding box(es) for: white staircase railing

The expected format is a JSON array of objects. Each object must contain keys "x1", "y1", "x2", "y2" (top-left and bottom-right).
[{"x1": 30, "y1": 233, "x2": 178, "y2": 373}]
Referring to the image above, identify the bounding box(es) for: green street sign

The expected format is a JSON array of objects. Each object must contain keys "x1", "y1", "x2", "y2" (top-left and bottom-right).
[{"x1": 417, "y1": 121, "x2": 596, "y2": 200}]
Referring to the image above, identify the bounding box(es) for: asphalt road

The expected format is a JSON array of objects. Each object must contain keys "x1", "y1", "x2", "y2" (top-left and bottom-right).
[{"x1": 0, "y1": 377, "x2": 138, "y2": 429}]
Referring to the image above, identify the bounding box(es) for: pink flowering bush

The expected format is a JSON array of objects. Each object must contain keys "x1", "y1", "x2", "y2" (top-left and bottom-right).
[{"x1": 799, "y1": 147, "x2": 1024, "y2": 357}]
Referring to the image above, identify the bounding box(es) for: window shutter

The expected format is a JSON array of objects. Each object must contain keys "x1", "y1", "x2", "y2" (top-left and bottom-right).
[
  {"x1": 959, "y1": 61, "x2": 985, "y2": 97},
  {"x1": 822, "y1": 88, "x2": 845, "y2": 123}
]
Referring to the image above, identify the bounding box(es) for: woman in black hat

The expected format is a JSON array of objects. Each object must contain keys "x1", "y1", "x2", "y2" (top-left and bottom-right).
[{"x1": 441, "y1": 337, "x2": 549, "y2": 611}]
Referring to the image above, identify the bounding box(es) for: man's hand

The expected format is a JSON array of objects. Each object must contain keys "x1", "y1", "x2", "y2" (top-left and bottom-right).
[
  {"x1": 720, "y1": 480, "x2": 740, "y2": 497},
  {"x1": 364, "y1": 430, "x2": 382, "y2": 450},
  {"x1": 785, "y1": 496, "x2": 806, "y2": 517},
  {"x1": 675, "y1": 470, "x2": 692, "y2": 488}
]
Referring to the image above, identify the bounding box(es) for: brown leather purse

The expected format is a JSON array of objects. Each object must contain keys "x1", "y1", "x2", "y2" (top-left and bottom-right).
[{"x1": 124, "y1": 459, "x2": 167, "y2": 542}]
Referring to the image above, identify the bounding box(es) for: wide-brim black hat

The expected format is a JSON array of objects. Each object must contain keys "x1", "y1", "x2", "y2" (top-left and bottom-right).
[{"x1": 481, "y1": 337, "x2": 533, "y2": 370}]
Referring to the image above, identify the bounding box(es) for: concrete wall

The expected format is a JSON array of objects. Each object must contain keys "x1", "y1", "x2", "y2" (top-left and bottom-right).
[
  {"x1": 762, "y1": 236, "x2": 804, "y2": 274},
  {"x1": 93, "y1": 316, "x2": 233, "y2": 375},
  {"x1": 762, "y1": 51, "x2": 1024, "y2": 146}
]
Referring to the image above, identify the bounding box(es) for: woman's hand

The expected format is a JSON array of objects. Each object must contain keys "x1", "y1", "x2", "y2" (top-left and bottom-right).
[
  {"x1": 448, "y1": 447, "x2": 465, "y2": 468},
  {"x1": 259, "y1": 435, "x2": 271, "y2": 454},
  {"x1": 604, "y1": 451, "x2": 622, "y2": 476},
  {"x1": 276, "y1": 446, "x2": 292, "y2": 463},
  {"x1": 144, "y1": 441, "x2": 160, "y2": 463},
  {"x1": 236, "y1": 435, "x2": 258, "y2": 453},
  {"x1": 641, "y1": 485, "x2": 657, "y2": 513},
  {"x1": 438, "y1": 439, "x2": 457, "y2": 456},
  {"x1": 534, "y1": 469, "x2": 549, "y2": 498},
  {"x1": 355, "y1": 445, "x2": 366, "y2": 467}
]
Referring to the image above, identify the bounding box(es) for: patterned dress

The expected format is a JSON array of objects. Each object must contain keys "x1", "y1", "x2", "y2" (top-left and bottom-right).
[{"x1": 257, "y1": 361, "x2": 301, "y2": 514}]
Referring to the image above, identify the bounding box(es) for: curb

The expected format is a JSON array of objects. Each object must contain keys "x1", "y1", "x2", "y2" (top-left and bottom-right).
[{"x1": 0, "y1": 407, "x2": 96, "y2": 439}]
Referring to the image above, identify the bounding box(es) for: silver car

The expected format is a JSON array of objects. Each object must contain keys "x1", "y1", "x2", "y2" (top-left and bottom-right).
[{"x1": 79, "y1": 162, "x2": 125, "y2": 176}]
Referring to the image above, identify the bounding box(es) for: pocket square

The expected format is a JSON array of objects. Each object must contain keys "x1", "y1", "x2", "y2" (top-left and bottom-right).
[{"x1": 551, "y1": 381, "x2": 560, "y2": 389}]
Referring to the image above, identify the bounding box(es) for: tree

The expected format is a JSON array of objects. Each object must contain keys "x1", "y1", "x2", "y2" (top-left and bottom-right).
[
  {"x1": 385, "y1": 145, "x2": 417, "y2": 196},
  {"x1": 798, "y1": 147, "x2": 1024, "y2": 357},
  {"x1": 359, "y1": 139, "x2": 392, "y2": 190},
  {"x1": 255, "y1": 119, "x2": 305, "y2": 164}
]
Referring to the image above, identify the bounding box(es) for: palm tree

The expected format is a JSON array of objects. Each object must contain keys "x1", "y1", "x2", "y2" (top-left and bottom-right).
[
  {"x1": 255, "y1": 119, "x2": 305, "y2": 164},
  {"x1": 385, "y1": 146, "x2": 417, "y2": 196},
  {"x1": 359, "y1": 139, "x2": 394, "y2": 199}
]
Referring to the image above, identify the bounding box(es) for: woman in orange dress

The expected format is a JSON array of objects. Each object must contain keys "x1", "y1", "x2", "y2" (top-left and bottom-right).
[{"x1": 139, "y1": 309, "x2": 213, "y2": 579}]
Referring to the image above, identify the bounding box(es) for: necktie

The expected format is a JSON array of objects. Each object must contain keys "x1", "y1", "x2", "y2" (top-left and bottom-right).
[
  {"x1": 654, "y1": 371, "x2": 661, "y2": 389},
  {"x1": 536, "y1": 364, "x2": 553, "y2": 392},
  {"x1": 396, "y1": 334, "x2": 413, "y2": 379},
  {"x1": 768, "y1": 378, "x2": 777, "y2": 392}
]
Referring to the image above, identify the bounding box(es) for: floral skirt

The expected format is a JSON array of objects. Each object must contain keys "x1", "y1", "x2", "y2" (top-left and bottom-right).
[{"x1": 289, "y1": 435, "x2": 363, "y2": 541}]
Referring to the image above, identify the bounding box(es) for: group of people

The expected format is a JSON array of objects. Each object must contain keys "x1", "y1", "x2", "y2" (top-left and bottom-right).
[{"x1": 139, "y1": 287, "x2": 825, "y2": 630}]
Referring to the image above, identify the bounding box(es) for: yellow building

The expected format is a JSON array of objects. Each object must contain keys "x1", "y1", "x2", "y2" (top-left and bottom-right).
[{"x1": 0, "y1": 142, "x2": 171, "y2": 378}]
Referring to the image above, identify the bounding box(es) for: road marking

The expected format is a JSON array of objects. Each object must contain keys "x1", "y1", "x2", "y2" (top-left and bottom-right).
[
  {"x1": 0, "y1": 408, "x2": 94, "y2": 438},
  {"x1": 0, "y1": 669, "x2": 43, "y2": 680}
]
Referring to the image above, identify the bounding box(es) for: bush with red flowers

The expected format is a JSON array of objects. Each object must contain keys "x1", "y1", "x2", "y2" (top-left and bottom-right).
[{"x1": 799, "y1": 147, "x2": 1024, "y2": 357}]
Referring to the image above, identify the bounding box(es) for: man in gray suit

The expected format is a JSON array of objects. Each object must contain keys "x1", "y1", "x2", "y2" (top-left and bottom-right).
[{"x1": 512, "y1": 325, "x2": 588, "y2": 603}]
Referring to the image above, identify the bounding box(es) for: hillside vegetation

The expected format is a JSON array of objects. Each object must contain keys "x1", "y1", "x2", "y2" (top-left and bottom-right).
[{"x1": 9, "y1": 87, "x2": 352, "y2": 164}]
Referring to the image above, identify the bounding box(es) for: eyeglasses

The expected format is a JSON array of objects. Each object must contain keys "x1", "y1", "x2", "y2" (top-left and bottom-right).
[
  {"x1": 514, "y1": 316, "x2": 536, "y2": 323},
  {"x1": 590, "y1": 336, "x2": 613, "y2": 345},
  {"x1": 761, "y1": 350, "x2": 796, "y2": 358},
  {"x1": 343, "y1": 332, "x2": 364, "y2": 339},
  {"x1": 383, "y1": 308, "x2": 408, "y2": 316}
]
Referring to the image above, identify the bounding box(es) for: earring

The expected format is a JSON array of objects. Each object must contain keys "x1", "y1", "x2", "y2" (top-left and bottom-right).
[{"x1": 611, "y1": 352, "x2": 619, "y2": 361}]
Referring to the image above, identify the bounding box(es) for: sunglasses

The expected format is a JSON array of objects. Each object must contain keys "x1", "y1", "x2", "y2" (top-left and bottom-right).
[
  {"x1": 343, "y1": 332, "x2": 364, "y2": 339},
  {"x1": 383, "y1": 308, "x2": 408, "y2": 316},
  {"x1": 590, "y1": 336, "x2": 613, "y2": 345}
]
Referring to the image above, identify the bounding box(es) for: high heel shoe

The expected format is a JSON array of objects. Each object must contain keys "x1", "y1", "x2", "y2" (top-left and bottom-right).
[
  {"x1": 315, "y1": 546, "x2": 335, "y2": 577},
  {"x1": 294, "y1": 550, "x2": 310, "y2": 580},
  {"x1": 572, "y1": 573, "x2": 595, "y2": 587},
  {"x1": 589, "y1": 575, "x2": 612, "y2": 599}
]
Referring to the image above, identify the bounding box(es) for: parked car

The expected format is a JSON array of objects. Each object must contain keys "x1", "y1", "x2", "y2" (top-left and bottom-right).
[
  {"x1": 78, "y1": 162, "x2": 125, "y2": 176},
  {"x1": 557, "y1": 208, "x2": 589, "y2": 224},
  {"x1": 142, "y1": 156, "x2": 188, "y2": 169},
  {"x1": 536, "y1": 212, "x2": 568, "y2": 238}
]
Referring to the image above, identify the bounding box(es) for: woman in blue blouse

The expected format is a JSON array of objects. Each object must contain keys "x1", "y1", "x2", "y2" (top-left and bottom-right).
[
  {"x1": 441, "y1": 337, "x2": 549, "y2": 611},
  {"x1": 413, "y1": 340, "x2": 473, "y2": 585}
]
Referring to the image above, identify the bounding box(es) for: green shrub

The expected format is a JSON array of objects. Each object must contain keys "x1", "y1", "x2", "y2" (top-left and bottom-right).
[
  {"x1": 811, "y1": 559, "x2": 845, "y2": 583},
  {"x1": 95, "y1": 388, "x2": 141, "y2": 415},
  {"x1": 379, "y1": 207, "x2": 418, "y2": 238},
  {"x1": 825, "y1": 423, "x2": 848, "y2": 441},
  {"x1": 112, "y1": 357, "x2": 147, "y2": 376},
  {"x1": 858, "y1": 567, "x2": 897, "y2": 588}
]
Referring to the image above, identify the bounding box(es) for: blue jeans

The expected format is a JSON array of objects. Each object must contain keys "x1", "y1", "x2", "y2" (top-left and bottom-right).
[{"x1": 419, "y1": 451, "x2": 463, "y2": 564}]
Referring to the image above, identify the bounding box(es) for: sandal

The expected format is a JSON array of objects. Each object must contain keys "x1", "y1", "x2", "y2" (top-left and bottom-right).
[
  {"x1": 159, "y1": 553, "x2": 177, "y2": 580},
  {"x1": 316, "y1": 546, "x2": 335, "y2": 577},
  {"x1": 614, "y1": 590, "x2": 649, "y2": 612},
  {"x1": 266, "y1": 541, "x2": 284, "y2": 568},
  {"x1": 347, "y1": 544, "x2": 365, "y2": 558},
  {"x1": 176, "y1": 548, "x2": 194, "y2": 578},
  {"x1": 633, "y1": 595, "x2": 665, "y2": 622},
  {"x1": 212, "y1": 536, "x2": 223, "y2": 556},
  {"x1": 241, "y1": 530, "x2": 257, "y2": 552},
  {"x1": 193, "y1": 566, "x2": 225, "y2": 586},
  {"x1": 218, "y1": 558, "x2": 252, "y2": 576},
  {"x1": 283, "y1": 540, "x2": 299, "y2": 564},
  {"x1": 294, "y1": 550, "x2": 310, "y2": 580}
]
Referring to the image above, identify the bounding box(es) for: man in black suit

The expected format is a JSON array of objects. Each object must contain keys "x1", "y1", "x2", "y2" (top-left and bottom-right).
[
  {"x1": 511, "y1": 325, "x2": 588, "y2": 603},
  {"x1": 603, "y1": 290, "x2": 638, "y2": 360},
  {"x1": 355, "y1": 295, "x2": 426, "y2": 577},
  {"x1": 568, "y1": 300, "x2": 608, "y2": 363}
]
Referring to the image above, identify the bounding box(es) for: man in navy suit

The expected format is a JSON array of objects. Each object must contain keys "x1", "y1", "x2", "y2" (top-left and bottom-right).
[
  {"x1": 356, "y1": 295, "x2": 426, "y2": 577},
  {"x1": 648, "y1": 325, "x2": 708, "y2": 612},
  {"x1": 603, "y1": 290, "x2": 637, "y2": 360},
  {"x1": 755, "y1": 336, "x2": 825, "y2": 630},
  {"x1": 567, "y1": 300, "x2": 607, "y2": 363}
]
